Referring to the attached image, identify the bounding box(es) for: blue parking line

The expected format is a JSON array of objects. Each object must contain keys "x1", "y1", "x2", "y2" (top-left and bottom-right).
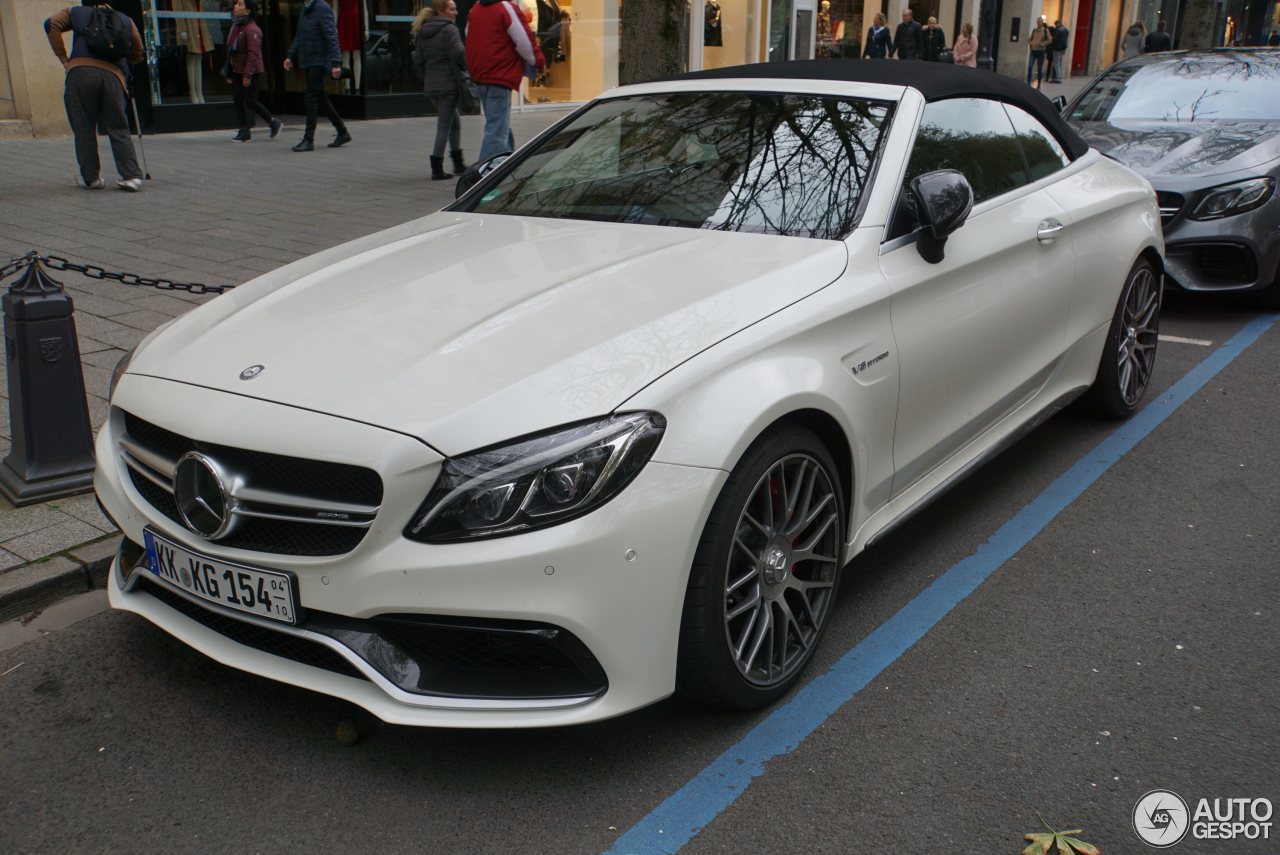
[{"x1": 605, "y1": 312, "x2": 1279, "y2": 855}]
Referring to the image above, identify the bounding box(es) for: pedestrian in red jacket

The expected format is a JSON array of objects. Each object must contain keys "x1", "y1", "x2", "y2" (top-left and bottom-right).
[
  {"x1": 226, "y1": 0, "x2": 282, "y2": 142},
  {"x1": 465, "y1": 0, "x2": 544, "y2": 160}
]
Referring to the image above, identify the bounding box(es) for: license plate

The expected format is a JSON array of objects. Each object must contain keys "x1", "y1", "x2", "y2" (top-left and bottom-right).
[{"x1": 143, "y1": 529, "x2": 301, "y2": 625}]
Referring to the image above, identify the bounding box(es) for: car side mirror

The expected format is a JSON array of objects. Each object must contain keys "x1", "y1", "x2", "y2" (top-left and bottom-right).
[
  {"x1": 455, "y1": 152, "x2": 512, "y2": 199},
  {"x1": 908, "y1": 169, "x2": 974, "y2": 264},
  {"x1": 1051, "y1": 94, "x2": 1069, "y2": 112}
]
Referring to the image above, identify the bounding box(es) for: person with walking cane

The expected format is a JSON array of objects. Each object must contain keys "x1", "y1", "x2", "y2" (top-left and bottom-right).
[
  {"x1": 283, "y1": 0, "x2": 351, "y2": 151},
  {"x1": 44, "y1": 0, "x2": 146, "y2": 191},
  {"x1": 226, "y1": 0, "x2": 283, "y2": 142}
]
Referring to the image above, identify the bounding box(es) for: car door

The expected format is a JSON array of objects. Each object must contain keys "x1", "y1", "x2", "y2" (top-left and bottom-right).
[{"x1": 878, "y1": 97, "x2": 1076, "y2": 497}]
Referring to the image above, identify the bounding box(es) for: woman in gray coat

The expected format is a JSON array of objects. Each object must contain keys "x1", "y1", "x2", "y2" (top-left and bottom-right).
[{"x1": 413, "y1": 0, "x2": 467, "y2": 180}]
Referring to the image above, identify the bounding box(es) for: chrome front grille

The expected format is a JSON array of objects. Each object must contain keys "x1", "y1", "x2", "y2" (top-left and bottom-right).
[
  {"x1": 119, "y1": 410, "x2": 383, "y2": 557},
  {"x1": 1155, "y1": 190, "x2": 1185, "y2": 228}
]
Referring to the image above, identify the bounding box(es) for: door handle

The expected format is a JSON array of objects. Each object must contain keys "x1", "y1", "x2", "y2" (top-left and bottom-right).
[{"x1": 1037, "y1": 220, "x2": 1066, "y2": 242}]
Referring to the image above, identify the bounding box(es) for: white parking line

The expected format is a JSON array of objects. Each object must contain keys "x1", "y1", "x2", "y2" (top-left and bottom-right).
[{"x1": 1159, "y1": 334, "x2": 1214, "y2": 346}]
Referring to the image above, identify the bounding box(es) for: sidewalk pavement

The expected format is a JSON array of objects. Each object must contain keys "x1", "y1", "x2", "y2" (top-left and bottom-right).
[
  {"x1": 0, "y1": 107, "x2": 573, "y2": 620},
  {"x1": 0, "y1": 74, "x2": 1093, "y2": 621}
]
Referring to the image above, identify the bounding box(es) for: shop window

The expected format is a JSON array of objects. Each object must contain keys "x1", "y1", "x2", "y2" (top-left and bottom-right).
[{"x1": 142, "y1": 0, "x2": 234, "y2": 105}]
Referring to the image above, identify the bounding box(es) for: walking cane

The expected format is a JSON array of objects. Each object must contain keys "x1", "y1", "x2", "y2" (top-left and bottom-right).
[{"x1": 127, "y1": 88, "x2": 152, "y2": 180}]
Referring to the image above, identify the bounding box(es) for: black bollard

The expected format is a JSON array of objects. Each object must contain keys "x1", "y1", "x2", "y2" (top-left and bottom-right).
[{"x1": 0, "y1": 260, "x2": 96, "y2": 506}]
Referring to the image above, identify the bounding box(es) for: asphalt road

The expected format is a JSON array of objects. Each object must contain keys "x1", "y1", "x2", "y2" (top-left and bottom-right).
[{"x1": 0, "y1": 292, "x2": 1275, "y2": 855}]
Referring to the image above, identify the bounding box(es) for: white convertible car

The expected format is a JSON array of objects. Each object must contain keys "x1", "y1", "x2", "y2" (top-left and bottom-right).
[{"x1": 97, "y1": 62, "x2": 1163, "y2": 727}]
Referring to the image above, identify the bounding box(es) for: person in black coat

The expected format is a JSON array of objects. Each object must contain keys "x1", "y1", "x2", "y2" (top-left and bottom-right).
[
  {"x1": 283, "y1": 0, "x2": 350, "y2": 151},
  {"x1": 412, "y1": 0, "x2": 469, "y2": 180},
  {"x1": 920, "y1": 15, "x2": 947, "y2": 60},
  {"x1": 1144, "y1": 19, "x2": 1173, "y2": 52},
  {"x1": 1049, "y1": 20, "x2": 1068, "y2": 83},
  {"x1": 863, "y1": 12, "x2": 892, "y2": 57},
  {"x1": 892, "y1": 8, "x2": 923, "y2": 58}
]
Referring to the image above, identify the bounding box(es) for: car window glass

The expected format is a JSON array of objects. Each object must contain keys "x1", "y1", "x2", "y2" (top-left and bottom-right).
[
  {"x1": 1004, "y1": 104, "x2": 1071, "y2": 180},
  {"x1": 457, "y1": 92, "x2": 893, "y2": 240},
  {"x1": 888, "y1": 97, "x2": 1029, "y2": 239},
  {"x1": 1070, "y1": 56, "x2": 1280, "y2": 122},
  {"x1": 903, "y1": 98, "x2": 1029, "y2": 203}
]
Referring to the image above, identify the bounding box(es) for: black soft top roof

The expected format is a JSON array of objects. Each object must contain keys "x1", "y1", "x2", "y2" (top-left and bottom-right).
[{"x1": 659, "y1": 59, "x2": 1089, "y2": 160}]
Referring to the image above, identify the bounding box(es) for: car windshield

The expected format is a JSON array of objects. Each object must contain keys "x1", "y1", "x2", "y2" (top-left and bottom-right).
[
  {"x1": 457, "y1": 92, "x2": 893, "y2": 240},
  {"x1": 1070, "y1": 54, "x2": 1280, "y2": 123}
]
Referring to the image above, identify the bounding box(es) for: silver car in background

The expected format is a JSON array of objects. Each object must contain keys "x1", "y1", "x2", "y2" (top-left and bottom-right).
[{"x1": 1067, "y1": 49, "x2": 1280, "y2": 308}]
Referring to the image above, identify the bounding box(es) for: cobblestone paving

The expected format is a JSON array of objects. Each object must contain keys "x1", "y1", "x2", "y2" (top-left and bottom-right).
[{"x1": 0, "y1": 108, "x2": 572, "y2": 569}]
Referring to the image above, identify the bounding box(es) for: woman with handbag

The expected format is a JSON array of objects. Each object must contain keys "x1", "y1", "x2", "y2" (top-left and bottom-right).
[
  {"x1": 413, "y1": 0, "x2": 469, "y2": 180},
  {"x1": 920, "y1": 16, "x2": 947, "y2": 61}
]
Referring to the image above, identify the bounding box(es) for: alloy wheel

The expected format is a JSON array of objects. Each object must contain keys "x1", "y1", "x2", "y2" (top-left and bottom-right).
[
  {"x1": 723, "y1": 453, "x2": 841, "y2": 686},
  {"x1": 1117, "y1": 266, "x2": 1159, "y2": 406}
]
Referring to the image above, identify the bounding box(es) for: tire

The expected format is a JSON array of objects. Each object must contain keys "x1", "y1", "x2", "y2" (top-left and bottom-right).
[
  {"x1": 676, "y1": 424, "x2": 845, "y2": 710},
  {"x1": 1081, "y1": 258, "x2": 1161, "y2": 419}
]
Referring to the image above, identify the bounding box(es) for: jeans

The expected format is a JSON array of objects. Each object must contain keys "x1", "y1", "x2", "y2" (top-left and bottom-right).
[
  {"x1": 63, "y1": 66, "x2": 141, "y2": 182},
  {"x1": 477, "y1": 83, "x2": 516, "y2": 161},
  {"x1": 303, "y1": 66, "x2": 346, "y2": 141},
  {"x1": 1027, "y1": 49, "x2": 1046, "y2": 85},
  {"x1": 232, "y1": 72, "x2": 275, "y2": 130},
  {"x1": 1050, "y1": 49, "x2": 1066, "y2": 81},
  {"x1": 432, "y1": 92, "x2": 462, "y2": 158}
]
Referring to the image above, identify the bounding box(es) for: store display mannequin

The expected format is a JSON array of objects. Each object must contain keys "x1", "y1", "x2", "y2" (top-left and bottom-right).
[
  {"x1": 334, "y1": 0, "x2": 362, "y2": 93},
  {"x1": 704, "y1": 0, "x2": 722, "y2": 46},
  {"x1": 816, "y1": 0, "x2": 832, "y2": 57},
  {"x1": 171, "y1": 0, "x2": 212, "y2": 103}
]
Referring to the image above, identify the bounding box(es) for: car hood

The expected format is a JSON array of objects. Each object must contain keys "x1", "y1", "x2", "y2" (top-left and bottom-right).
[
  {"x1": 1072, "y1": 119, "x2": 1280, "y2": 179},
  {"x1": 129, "y1": 213, "x2": 847, "y2": 456}
]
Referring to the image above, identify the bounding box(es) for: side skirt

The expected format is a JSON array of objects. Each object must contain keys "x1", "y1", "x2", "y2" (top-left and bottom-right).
[{"x1": 857, "y1": 385, "x2": 1089, "y2": 553}]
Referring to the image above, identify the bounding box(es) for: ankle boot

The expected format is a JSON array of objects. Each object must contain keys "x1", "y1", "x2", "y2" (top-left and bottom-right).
[
  {"x1": 450, "y1": 150, "x2": 467, "y2": 175},
  {"x1": 430, "y1": 155, "x2": 449, "y2": 180}
]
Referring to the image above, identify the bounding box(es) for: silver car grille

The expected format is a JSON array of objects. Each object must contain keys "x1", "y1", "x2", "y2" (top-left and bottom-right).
[
  {"x1": 1155, "y1": 190, "x2": 1185, "y2": 229},
  {"x1": 118, "y1": 410, "x2": 383, "y2": 557}
]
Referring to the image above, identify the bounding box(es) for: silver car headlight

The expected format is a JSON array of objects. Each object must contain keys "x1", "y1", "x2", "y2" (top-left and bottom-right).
[
  {"x1": 405, "y1": 412, "x2": 666, "y2": 543},
  {"x1": 108, "y1": 347, "x2": 134, "y2": 401},
  {"x1": 1189, "y1": 177, "x2": 1276, "y2": 220}
]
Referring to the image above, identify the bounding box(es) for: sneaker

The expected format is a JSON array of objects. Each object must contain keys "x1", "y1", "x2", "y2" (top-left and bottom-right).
[
  {"x1": 116, "y1": 178, "x2": 143, "y2": 192},
  {"x1": 328, "y1": 131, "x2": 352, "y2": 148},
  {"x1": 269, "y1": 118, "x2": 283, "y2": 138},
  {"x1": 232, "y1": 128, "x2": 251, "y2": 142},
  {"x1": 74, "y1": 175, "x2": 105, "y2": 189},
  {"x1": 292, "y1": 138, "x2": 314, "y2": 152}
]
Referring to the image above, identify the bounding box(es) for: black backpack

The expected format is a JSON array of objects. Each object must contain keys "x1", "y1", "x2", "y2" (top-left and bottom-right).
[{"x1": 81, "y1": 6, "x2": 132, "y2": 61}]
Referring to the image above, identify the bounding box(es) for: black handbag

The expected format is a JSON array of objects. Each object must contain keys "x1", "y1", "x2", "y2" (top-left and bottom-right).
[
  {"x1": 456, "y1": 70, "x2": 481, "y2": 114},
  {"x1": 937, "y1": 48, "x2": 955, "y2": 63}
]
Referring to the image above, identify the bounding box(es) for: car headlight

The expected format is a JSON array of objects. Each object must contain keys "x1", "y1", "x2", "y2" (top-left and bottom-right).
[
  {"x1": 405, "y1": 412, "x2": 666, "y2": 543},
  {"x1": 1189, "y1": 177, "x2": 1276, "y2": 220},
  {"x1": 108, "y1": 347, "x2": 134, "y2": 401}
]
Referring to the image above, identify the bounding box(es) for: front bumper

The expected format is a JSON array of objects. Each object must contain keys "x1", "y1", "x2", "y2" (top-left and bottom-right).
[
  {"x1": 1156, "y1": 187, "x2": 1280, "y2": 293},
  {"x1": 98, "y1": 376, "x2": 725, "y2": 727}
]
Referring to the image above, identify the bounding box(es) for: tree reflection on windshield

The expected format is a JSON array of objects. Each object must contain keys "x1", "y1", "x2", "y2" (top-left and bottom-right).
[
  {"x1": 1071, "y1": 54, "x2": 1280, "y2": 123},
  {"x1": 461, "y1": 93, "x2": 893, "y2": 240}
]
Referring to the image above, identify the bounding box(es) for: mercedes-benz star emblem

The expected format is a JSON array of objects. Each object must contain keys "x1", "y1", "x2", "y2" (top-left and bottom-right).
[
  {"x1": 173, "y1": 452, "x2": 234, "y2": 539},
  {"x1": 240, "y1": 364, "x2": 265, "y2": 380}
]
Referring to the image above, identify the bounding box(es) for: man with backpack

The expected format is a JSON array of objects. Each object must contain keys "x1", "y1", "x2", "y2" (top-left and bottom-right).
[{"x1": 44, "y1": 0, "x2": 146, "y2": 191}]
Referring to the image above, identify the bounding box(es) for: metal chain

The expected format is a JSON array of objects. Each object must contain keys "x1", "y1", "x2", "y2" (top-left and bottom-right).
[{"x1": 0, "y1": 252, "x2": 236, "y2": 295}]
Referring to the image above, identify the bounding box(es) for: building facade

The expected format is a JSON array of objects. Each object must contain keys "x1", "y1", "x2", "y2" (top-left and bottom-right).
[{"x1": 1, "y1": 0, "x2": 1274, "y2": 137}]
